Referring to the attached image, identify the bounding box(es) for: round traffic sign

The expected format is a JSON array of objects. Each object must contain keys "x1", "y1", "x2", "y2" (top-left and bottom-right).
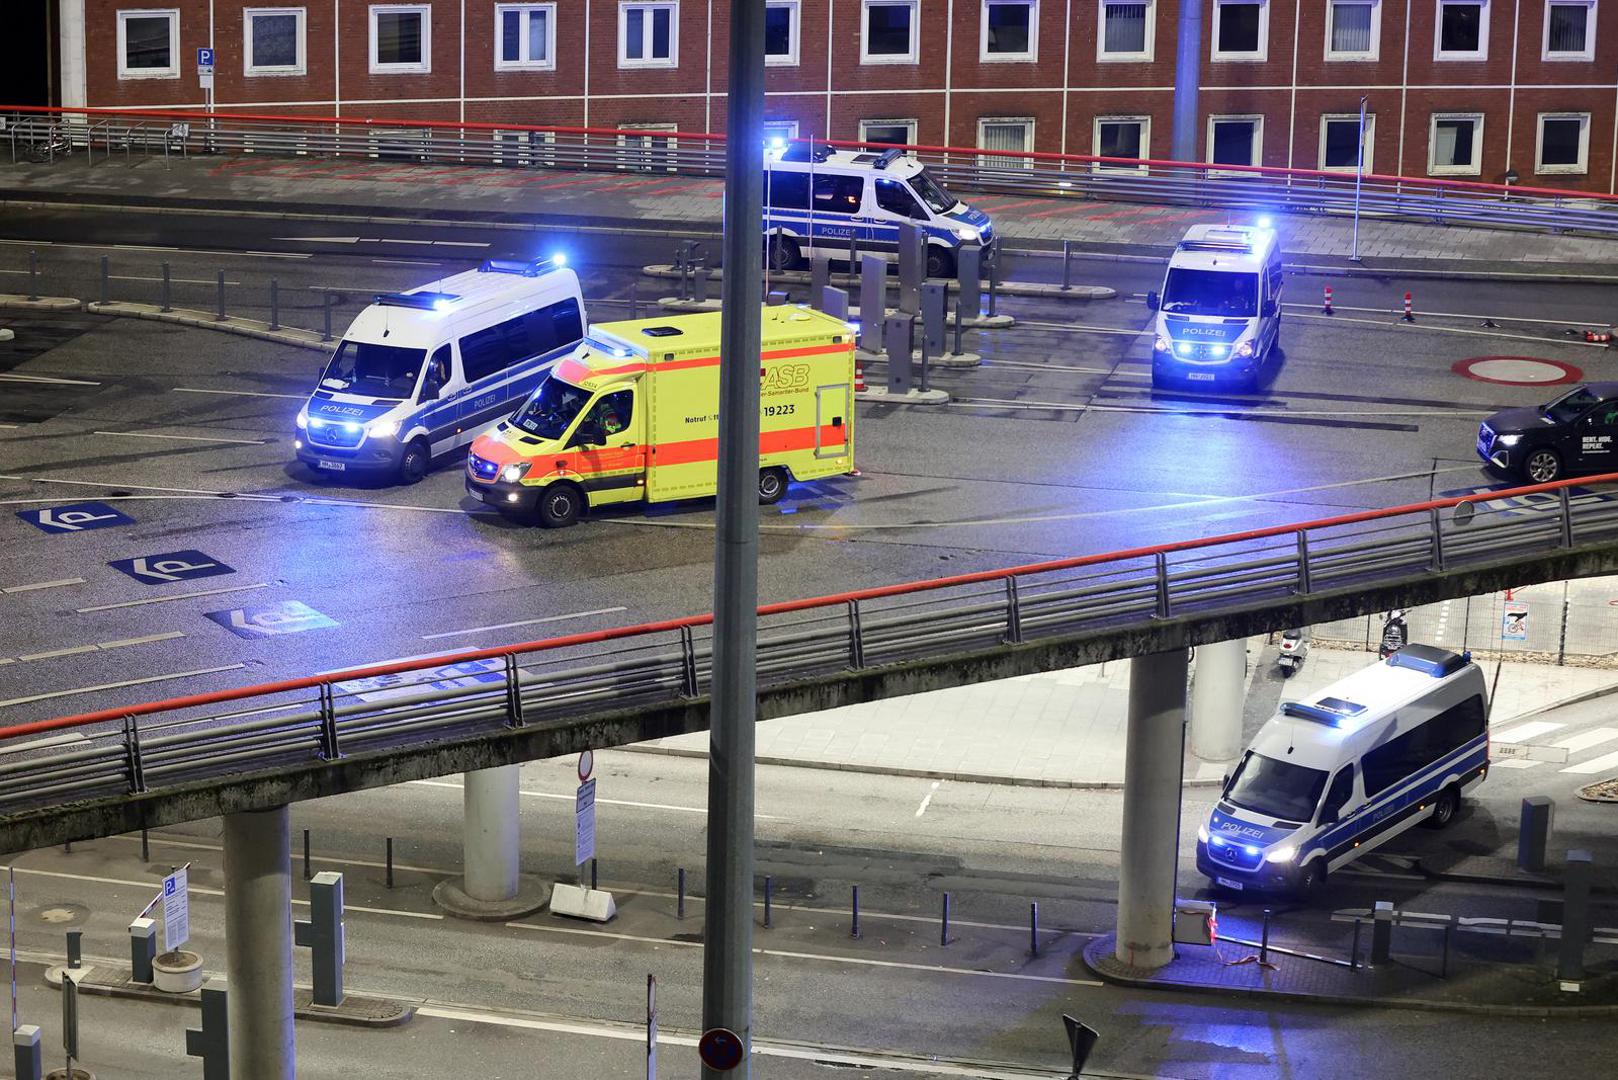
[
  {"x1": 577, "y1": 749, "x2": 594, "y2": 782},
  {"x1": 698, "y1": 1028, "x2": 745, "y2": 1072},
  {"x1": 1451, "y1": 356, "x2": 1583, "y2": 386}
]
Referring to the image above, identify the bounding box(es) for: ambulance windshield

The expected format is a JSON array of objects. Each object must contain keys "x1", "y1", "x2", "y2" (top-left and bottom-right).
[
  {"x1": 1223, "y1": 751, "x2": 1328, "y2": 824},
  {"x1": 512, "y1": 375, "x2": 590, "y2": 439},
  {"x1": 320, "y1": 340, "x2": 426, "y2": 400},
  {"x1": 1161, "y1": 268, "x2": 1258, "y2": 317}
]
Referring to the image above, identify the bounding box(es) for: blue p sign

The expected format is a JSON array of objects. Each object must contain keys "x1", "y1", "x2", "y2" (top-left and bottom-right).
[{"x1": 197, "y1": 47, "x2": 215, "y2": 68}]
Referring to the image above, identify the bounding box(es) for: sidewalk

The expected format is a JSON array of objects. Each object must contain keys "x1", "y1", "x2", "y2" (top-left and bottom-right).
[{"x1": 3, "y1": 155, "x2": 1615, "y2": 276}]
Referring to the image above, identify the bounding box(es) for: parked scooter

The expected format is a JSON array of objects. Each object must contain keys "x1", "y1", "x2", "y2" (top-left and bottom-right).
[{"x1": 1277, "y1": 629, "x2": 1309, "y2": 676}]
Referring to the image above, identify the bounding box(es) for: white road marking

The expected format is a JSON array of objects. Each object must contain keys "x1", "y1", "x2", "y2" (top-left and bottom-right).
[
  {"x1": 0, "y1": 372, "x2": 102, "y2": 386},
  {"x1": 432, "y1": 240, "x2": 490, "y2": 248},
  {"x1": 172, "y1": 387, "x2": 306, "y2": 400},
  {"x1": 915, "y1": 780, "x2": 940, "y2": 817},
  {"x1": 405, "y1": 777, "x2": 785, "y2": 818},
  {"x1": 7, "y1": 631, "x2": 184, "y2": 665},
  {"x1": 950, "y1": 396, "x2": 1485, "y2": 419},
  {"x1": 0, "y1": 424, "x2": 15, "y2": 430},
  {"x1": 0, "y1": 732, "x2": 89, "y2": 755},
  {"x1": 1194, "y1": 760, "x2": 1227, "y2": 780},
  {"x1": 0, "y1": 577, "x2": 85, "y2": 595},
  {"x1": 92, "y1": 430, "x2": 268, "y2": 445},
  {"x1": 1490, "y1": 759, "x2": 1543, "y2": 770},
  {"x1": 371, "y1": 258, "x2": 442, "y2": 266},
  {"x1": 0, "y1": 238, "x2": 307, "y2": 259},
  {"x1": 76, "y1": 582, "x2": 271, "y2": 612},
  {"x1": 109, "y1": 274, "x2": 241, "y2": 286},
  {"x1": 5, "y1": 866, "x2": 441, "y2": 919},
  {"x1": 1010, "y1": 320, "x2": 1143, "y2": 338},
  {"x1": 1561, "y1": 747, "x2": 1618, "y2": 775},
  {"x1": 1492, "y1": 721, "x2": 1565, "y2": 743},
  {"x1": 1556, "y1": 727, "x2": 1618, "y2": 754},
  {"x1": 421, "y1": 607, "x2": 630, "y2": 640},
  {"x1": 0, "y1": 665, "x2": 245, "y2": 708}
]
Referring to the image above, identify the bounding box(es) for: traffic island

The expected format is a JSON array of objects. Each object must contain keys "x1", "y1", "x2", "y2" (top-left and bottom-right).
[
  {"x1": 431, "y1": 875, "x2": 552, "y2": 922},
  {"x1": 44, "y1": 964, "x2": 414, "y2": 1027},
  {"x1": 854, "y1": 385, "x2": 949, "y2": 405}
]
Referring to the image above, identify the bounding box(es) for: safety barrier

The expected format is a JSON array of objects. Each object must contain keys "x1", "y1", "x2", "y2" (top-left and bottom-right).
[
  {"x1": 5, "y1": 104, "x2": 1618, "y2": 240},
  {"x1": 3, "y1": 473, "x2": 1618, "y2": 816}
]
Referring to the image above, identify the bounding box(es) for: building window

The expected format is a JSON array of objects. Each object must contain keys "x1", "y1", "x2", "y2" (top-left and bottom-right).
[
  {"x1": 117, "y1": 9, "x2": 180, "y2": 79},
  {"x1": 1098, "y1": 1, "x2": 1154, "y2": 61},
  {"x1": 764, "y1": 120, "x2": 800, "y2": 146},
  {"x1": 1537, "y1": 112, "x2": 1590, "y2": 173},
  {"x1": 620, "y1": 2, "x2": 678, "y2": 68},
  {"x1": 1544, "y1": 1, "x2": 1596, "y2": 60},
  {"x1": 243, "y1": 8, "x2": 306, "y2": 75},
  {"x1": 1429, "y1": 113, "x2": 1484, "y2": 174},
  {"x1": 370, "y1": 5, "x2": 430, "y2": 73},
  {"x1": 495, "y1": 4, "x2": 556, "y2": 71},
  {"x1": 860, "y1": 118, "x2": 918, "y2": 145},
  {"x1": 981, "y1": 0, "x2": 1037, "y2": 61},
  {"x1": 617, "y1": 123, "x2": 679, "y2": 171},
  {"x1": 1093, "y1": 116, "x2": 1150, "y2": 171},
  {"x1": 1319, "y1": 113, "x2": 1374, "y2": 171},
  {"x1": 1436, "y1": 0, "x2": 1488, "y2": 60},
  {"x1": 765, "y1": 1, "x2": 801, "y2": 66},
  {"x1": 978, "y1": 117, "x2": 1035, "y2": 168},
  {"x1": 862, "y1": 0, "x2": 920, "y2": 64},
  {"x1": 1208, "y1": 115, "x2": 1263, "y2": 169},
  {"x1": 1325, "y1": 0, "x2": 1380, "y2": 60},
  {"x1": 1212, "y1": 0, "x2": 1268, "y2": 61}
]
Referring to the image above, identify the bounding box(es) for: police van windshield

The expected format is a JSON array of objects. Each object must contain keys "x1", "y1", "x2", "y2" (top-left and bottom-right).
[
  {"x1": 1544, "y1": 385, "x2": 1603, "y2": 423},
  {"x1": 1161, "y1": 268, "x2": 1259, "y2": 317},
  {"x1": 320, "y1": 340, "x2": 426, "y2": 400},
  {"x1": 512, "y1": 376, "x2": 590, "y2": 439},
  {"x1": 1224, "y1": 751, "x2": 1329, "y2": 824},
  {"x1": 910, "y1": 169, "x2": 959, "y2": 214}
]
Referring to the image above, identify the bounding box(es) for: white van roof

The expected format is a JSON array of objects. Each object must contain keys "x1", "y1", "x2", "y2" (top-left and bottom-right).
[
  {"x1": 343, "y1": 259, "x2": 581, "y2": 351},
  {"x1": 1169, "y1": 224, "x2": 1275, "y2": 273},
  {"x1": 768, "y1": 144, "x2": 926, "y2": 183}
]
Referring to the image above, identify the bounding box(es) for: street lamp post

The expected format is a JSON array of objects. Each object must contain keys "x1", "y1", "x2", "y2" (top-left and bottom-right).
[{"x1": 1351, "y1": 95, "x2": 1368, "y2": 263}]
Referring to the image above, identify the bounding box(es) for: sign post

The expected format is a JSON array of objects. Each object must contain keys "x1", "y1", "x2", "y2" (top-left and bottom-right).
[
  {"x1": 647, "y1": 974, "x2": 657, "y2": 1080},
  {"x1": 162, "y1": 866, "x2": 190, "y2": 954},
  {"x1": 549, "y1": 750, "x2": 616, "y2": 921},
  {"x1": 575, "y1": 778, "x2": 597, "y2": 869}
]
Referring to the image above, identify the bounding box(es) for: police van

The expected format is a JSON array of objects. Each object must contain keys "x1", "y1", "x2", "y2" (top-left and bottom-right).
[
  {"x1": 762, "y1": 143, "x2": 994, "y2": 279},
  {"x1": 1197, "y1": 644, "x2": 1489, "y2": 896},
  {"x1": 1146, "y1": 224, "x2": 1283, "y2": 392},
  {"x1": 294, "y1": 257, "x2": 585, "y2": 483}
]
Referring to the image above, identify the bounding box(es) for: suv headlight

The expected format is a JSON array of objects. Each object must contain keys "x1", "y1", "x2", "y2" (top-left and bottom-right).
[
  {"x1": 501, "y1": 462, "x2": 531, "y2": 483},
  {"x1": 367, "y1": 419, "x2": 399, "y2": 439},
  {"x1": 1264, "y1": 845, "x2": 1297, "y2": 864},
  {"x1": 295, "y1": 405, "x2": 308, "y2": 428},
  {"x1": 1496, "y1": 434, "x2": 1522, "y2": 447},
  {"x1": 1234, "y1": 341, "x2": 1255, "y2": 358},
  {"x1": 1154, "y1": 335, "x2": 1172, "y2": 353}
]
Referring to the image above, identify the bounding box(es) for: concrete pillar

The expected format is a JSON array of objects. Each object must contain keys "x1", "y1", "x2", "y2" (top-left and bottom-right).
[
  {"x1": 464, "y1": 765, "x2": 521, "y2": 901},
  {"x1": 223, "y1": 807, "x2": 295, "y2": 1080},
  {"x1": 1115, "y1": 649, "x2": 1189, "y2": 971},
  {"x1": 1190, "y1": 638, "x2": 1246, "y2": 763},
  {"x1": 57, "y1": 0, "x2": 87, "y2": 109}
]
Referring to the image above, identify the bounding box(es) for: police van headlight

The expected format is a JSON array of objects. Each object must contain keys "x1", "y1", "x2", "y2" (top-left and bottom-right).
[
  {"x1": 366, "y1": 419, "x2": 400, "y2": 440},
  {"x1": 295, "y1": 405, "x2": 308, "y2": 429},
  {"x1": 501, "y1": 462, "x2": 531, "y2": 484},
  {"x1": 1234, "y1": 341, "x2": 1255, "y2": 358},
  {"x1": 952, "y1": 224, "x2": 981, "y2": 242},
  {"x1": 1196, "y1": 823, "x2": 1209, "y2": 843},
  {"x1": 1154, "y1": 335, "x2": 1172, "y2": 353},
  {"x1": 1496, "y1": 434, "x2": 1522, "y2": 447},
  {"x1": 1264, "y1": 845, "x2": 1297, "y2": 864}
]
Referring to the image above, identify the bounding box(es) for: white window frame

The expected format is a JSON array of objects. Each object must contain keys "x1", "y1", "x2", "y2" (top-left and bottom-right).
[
  {"x1": 1543, "y1": 0, "x2": 1597, "y2": 60},
  {"x1": 763, "y1": 120, "x2": 800, "y2": 145},
  {"x1": 369, "y1": 4, "x2": 431, "y2": 73},
  {"x1": 977, "y1": 116, "x2": 1036, "y2": 169},
  {"x1": 980, "y1": 0, "x2": 1038, "y2": 62},
  {"x1": 1435, "y1": 0, "x2": 1489, "y2": 61},
  {"x1": 494, "y1": 3, "x2": 557, "y2": 72},
  {"x1": 618, "y1": 1, "x2": 679, "y2": 69},
  {"x1": 1211, "y1": 0, "x2": 1269, "y2": 62},
  {"x1": 1428, "y1": 112, "x2": 1485, "y2": 175},
  {"x1": 1097, "y1": 0, "x2": 1156, "y2": 62},
  {"x1": 616, "y1": 122, "x2": 680, "y2": 172},
  {"x1": 1092, "y1": 115, "x2": 1151, "y2": 172},
  {"x1": 765, "y1": 0, "x2": 802, "y2": 66},
  {"x1": 116, "y1": 9, "x2": 181, "y2": 80},
  {"x1": 1536, "y1": 111, "x2": 1591, "y2": 174},
  {"x1": 861, "y1": 0, "x2": 920, "y2": 65},
  {"x1": 243, "y1": 8, "x2": 307, "y2": 76},
  {"x1": 859, "y1": 118, "x2": 918, "y2": 145},
  {"x1": 1318, "y1": 112, "x2": 1376, "y2": 173},
  {"x1": 1206, "y1": 113, "x2": 1264, "y2": 174},
  {"x1": 1324, "y1": 0, "x2": 1381, "y2": 61}
]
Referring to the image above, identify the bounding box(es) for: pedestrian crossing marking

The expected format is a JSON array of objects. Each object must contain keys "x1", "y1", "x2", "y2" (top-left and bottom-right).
[
  {"x1": 1553, "y1": 727, "x2": 1618, "y2": 754},
  {"x1": 1561, "y1": 747, "x2": 1618, "y2": 775},
  {"x1": 1493, "y1": 720, "x2": 1565, "y2": 743}
]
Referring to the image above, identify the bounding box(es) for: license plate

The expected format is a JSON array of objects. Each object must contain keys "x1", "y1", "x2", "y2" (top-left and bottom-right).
[
  {"x1": 1187, "y1": 372, "x2": 1216, "y2": 382},
  {"x1": 1216, "y1": 876, "x2": 1243, "y2": 890},
  {"x1": 316, "y1": 460, "x2": 346, "y2": 472}
]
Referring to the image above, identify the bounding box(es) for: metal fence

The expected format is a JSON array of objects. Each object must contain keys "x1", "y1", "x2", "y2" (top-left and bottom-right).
[
  {"x1": 6, "y1": 105, "x2": 1618, "y2": 241},
  {"x1": 3, "y1": 473, "x2": 1618, "y2": 816}
]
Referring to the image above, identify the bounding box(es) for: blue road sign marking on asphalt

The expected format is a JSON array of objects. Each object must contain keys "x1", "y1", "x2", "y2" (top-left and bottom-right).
[
  {"x1": 110, "y1": 550, "x2": 234, "y2": 585},
  {"x1": 17, "y1": 502, "x2": 135, "y2": 533},
  {"x1": 207, "y1": 600, "x2": 338, "y2": 639}
]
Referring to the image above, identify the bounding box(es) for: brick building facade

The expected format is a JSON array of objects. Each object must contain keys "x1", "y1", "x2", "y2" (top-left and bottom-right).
[{"x1": 55, "y1": 1, "x2": 1618, "y2": 190}]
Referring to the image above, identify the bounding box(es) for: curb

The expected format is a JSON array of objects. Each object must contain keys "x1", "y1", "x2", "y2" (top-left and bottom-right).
[
  {"x1": 1, "y1": 293, "x2": 84, "y2": 312},
  {"x1": 431, "y1": 875, "x2": 552, "y2": 921},
  {"x1": 86, "y1": 301, "x2": 330, "y2": 350},
  {"x1": 642, "y1": 263, "x2": 1113, "y2": 302},
  {"x1": 44, "y1": 964, "x2": 416, "y2": 1027},
  {"x1": 855, "y1": 386, "x2": 950, "y2": 405},
  {"x1": 1079, "y1": 933, "x2": 1618, "y2": 1016},
  {"x1": 858, "y1": 349, "x2": 982, "y2": 369}
]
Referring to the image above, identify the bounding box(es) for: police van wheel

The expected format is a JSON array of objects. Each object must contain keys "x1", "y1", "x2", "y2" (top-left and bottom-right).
[
  {"x1": 767, "y1": 235, "x2": 801, "y2": 272},
  {"x1": 758, "y1": 467, "x2": 789, "y2": 505},
  {"x1": 926, "y1": 247, "x2": 956, "y2": 279},
  {"x1": 538, "y1": 484, "x2": 583, "y2": 528},
  {"x1": 1296, "y1": 859, "x2": 1326, "y2": 897},
  {"x1": 1424, "y1": 786, "x2": 1461, "y2": 829},
  {"x1": 1522, "y1": 448, "x2": 1562, "y2": 484},
  {"x1": 398, "y1": 439, "x2": 430, "y2": 484}
]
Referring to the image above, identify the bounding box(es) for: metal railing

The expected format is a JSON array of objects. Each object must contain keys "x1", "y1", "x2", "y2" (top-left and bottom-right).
[
  {"x1": 3, "y1": 473, "x2": 1618, "y2": 817},
  {"x1": 5, "y1": 104, "x2": 1618, "y2": 240}
]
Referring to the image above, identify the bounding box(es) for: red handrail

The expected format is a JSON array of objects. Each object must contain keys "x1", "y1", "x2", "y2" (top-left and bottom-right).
[
  {"x1": 5, "y1": 103, "x2": 1615, "y2": 207},
  {"x1": 2, "y1": 471, "x2": 1612, "y2": 744}
]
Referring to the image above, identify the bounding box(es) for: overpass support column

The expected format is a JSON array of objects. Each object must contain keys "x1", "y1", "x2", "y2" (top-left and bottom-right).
[
  {"x1": 432, "y1": 765, "x2": 550, "y2": 918},
  {"x1": 1115, "y1": 649, "x2": 1189, "y2": 971},
  {"x1": 1190, "y1": 638, "x2": 1246, "y2": 763},
  {"x1": 223, "y1": 806, "x2": 295, "y2": 1080}
]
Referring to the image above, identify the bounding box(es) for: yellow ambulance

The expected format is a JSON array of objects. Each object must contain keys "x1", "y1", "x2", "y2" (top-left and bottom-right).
[{"x1": 465, "y1": 305, "x2": 856, "y2": 526}]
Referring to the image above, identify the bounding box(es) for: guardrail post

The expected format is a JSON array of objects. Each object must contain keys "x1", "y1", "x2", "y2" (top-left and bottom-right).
[
  {"x1": 845, "y1": 599, "x2": 866, "y2": 668},
  {"x1": 678, "y1": 625, "x2": 699, "y2": 697},
  {"x1": 1154, "y1": 551, "x2": 1172, "y2": 617},
  {"x1": 99, "y1": 255, "x2": 109, "y2": 306},
  {"x1": 1559, "y1": 486, "x2": 1574, "y2": 547},
  {"x1": 316, "y1": 682, "x2": 341, "y2": 760},
  {"x1": 1295, "y1": 531, "x2": 1311, "y2": 594},
  {"x1": 1003, "y1": 576, "x2": 1023, "y2": 643},
  {"x1": 268, "y1": 278, "x2": 280, "y2": 330},
  {"x1": 160, "y1": 261, "x2": 172, "y2": 312},
  {"x1": 215, "y1": 270, "x2": 227, "y2": 322},
  {"x1": 1428, "y1": 507, "x2": 1445, "y2": 571},
  {"x1": 123, "y1": 713, "x2": 147, "y2": 793},
  {"x1": 503, "y1": 653, "x2": 525, "y2": 727},
  {"x1": 26, "y1": 250, "x2": 38, "y2": 302}
]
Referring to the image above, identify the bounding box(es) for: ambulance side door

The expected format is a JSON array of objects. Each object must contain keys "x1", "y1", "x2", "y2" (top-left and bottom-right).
[{"x1": 569, "y1": 387, "x2": 646, "y2": 506}]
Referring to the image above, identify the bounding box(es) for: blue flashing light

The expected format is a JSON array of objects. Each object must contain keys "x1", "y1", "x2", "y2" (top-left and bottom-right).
[
  {"x1": 550, "y1": 252, "x2": 568, "y2": 267},
  {"x1": 432, "y1": 297, "x2": 454, "y2": 312},
  {"x1": 1211, "y1": 344, "x2": 1227, "y2": 358},
  {"x1": 769, "y1": 137, "x2": 786, "y2": 150},
  {"x1": 1256, "y1": 215, "x2": 1274, "y2": 229}
]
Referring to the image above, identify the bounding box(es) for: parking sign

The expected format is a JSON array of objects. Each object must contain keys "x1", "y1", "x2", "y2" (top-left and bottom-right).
[{"x1": 163, "y1": 866, "x2": 190, "y2": 952}]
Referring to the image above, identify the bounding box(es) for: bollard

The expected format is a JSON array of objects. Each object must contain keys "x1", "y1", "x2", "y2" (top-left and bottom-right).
[
  {"x1": 921, "y1": 281, "x2": 947, "y2": 358},
  {"x1": 141, "y1": 826, "x2": 150, "y2": 863},
  {"x1": 988, "y1": 255, "x2": 1001, "y2": 317},
  {"x1": 385, "y1": 837, "x2": 394, "y2": 889},
  {"x1": 65, "y1": 929, "x2": 81, "y2": 970},
  {"x1": 1322, "y1": 285, "x2": 1333, "y2": 315},
  {"x1": 940, "y1": 892, "x2": 951, "y2": 947},
  {"x1": 1349, "y1": 917, "x2": 1362, "y2": 969},
  {"x1": 303, "y1": 828, "x2": 311, "y2": 880},
  {"x1": 630, "y1": 279, "x2": 640, "y2": 319},
  {"x1": 269, "y1": 277, "x2": 281, "y2": 330},
  {"x1": 896, "y1": 222, "x2": 923, "y2": 312},
  {"x1": 858, "y1": 254, "x2": 885, "y2": 352},
  {"x1": 766, "y1": 289, "x2": 787, "y2": 306},
  {"x1": 1558, "y1": 849, "x2": 1593, "y2": 983},
  {"x1": 26, "y1": 250, "x2": 38, "y2": 302},
  {"x1": 811, "y1": 255, "x2": 830, "y2": 300},
  {"x1": 763, "y1": 876, "x2": 773, "y2": 929},
  {"x1": 677, "y1": 867, "x2": 686, "y2": 920},
  {"x1": 1061, "y1": 240, "x2": 1072, "y2": 291},
  {"x1": 1519, "y1": 796, "x2": 1554, "y2": 873},
  {"x1": 957, "y1": 245, "x2": 983, "y2": 318},
  {"x1": 160, "y1": 261, "x2": 172, "y2": 312},
  {"x1": 184, "y1": 980, "x2": 229, "y2": 1080},
  {"x1": 1441, "y1": 918, "x2": 1454, "y2": 978},
  {"x1": 130, "y1": 917, "x2": 157, "y2": 984},
  {"x1": 322, "y1": 293, "x2": 334, "y2": 342},
  {"x1": 884, "y1": 314, "x2": 914, "y2": 395},
  {"x1": 591, "y1": 858, "x2": 598, "y2": 891},
  {"x1": 850, "y1": 885, "x2": 861, "y2": 939},
  {"x1": 693, "y1": 266, "x2": 710, "y2": 304},
  {"x1": 99, "y1": 255, "x2": 109, "y2": 306},
  {"x1": 215, "y1": 269, "x2": 227, "y2": 321},
  {"x1": 63, "y1": 841, "x2": 70, "y2": 855},
  {"x1": 1030, "y1": 901, "x2": 1039, "y2": 956},
  {"x1": 821, "y1": 284, "x2": 849, "y2": 323},
  {"x1": 1371, "y1": 900, "x2": 1394, "y2": 965},
  {"x1": 13, "y1": 1025, "x2": 41, "y2": 1080},
  {"x1": 953, "y1": 299, "x2": 965, "y2": 356},
  {"x1": 1260, "y1": 908, "x2": 1272, "y2": 965},
  {"x1": 294, "y1": 871, "x2": 346, "y2": 1007},
  {"x1": 1402, "y1": 291, "x2": 1414, "y2": 322},
  {"x1": 1061, "y1": 1015, "x2": 1100, "y2": 1078},
  {"x1": 847, "y1": 234, "x2": 857, "y2": 273}
]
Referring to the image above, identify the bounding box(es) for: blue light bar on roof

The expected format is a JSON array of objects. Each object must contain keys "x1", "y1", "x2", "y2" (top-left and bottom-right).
[
  {"x1": 376, "y1": 291, "x2": 460, "y2": 310},
  {"x1": 1385, "y1": 643, "x2": 1469, "y2": 678},
  {"x1": 1283, "y1": 701, "x2": 1361, "y2": 725},
  {"x1": 478, "y1": 256, "x2": 564, "y2": 277}
]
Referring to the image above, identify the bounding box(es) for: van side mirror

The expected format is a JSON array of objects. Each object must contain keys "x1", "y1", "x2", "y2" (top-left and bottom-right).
[{"x1": 1145, "y1": 291, "x2": 1160, "y2": 311}]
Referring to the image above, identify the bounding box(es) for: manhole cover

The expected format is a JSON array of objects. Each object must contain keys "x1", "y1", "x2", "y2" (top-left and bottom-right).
[
  {"x1": 37, "y1": 905, "x2": 87, "y2": 925},
  {"x1": 1451, "y1": 356, "x2": 1583, "y2": 386}
]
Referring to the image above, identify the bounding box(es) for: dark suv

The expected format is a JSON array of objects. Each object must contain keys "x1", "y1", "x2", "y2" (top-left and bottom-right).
[{"x1": 1477, "y1": 382, "x2": 1618, "y2": 483}]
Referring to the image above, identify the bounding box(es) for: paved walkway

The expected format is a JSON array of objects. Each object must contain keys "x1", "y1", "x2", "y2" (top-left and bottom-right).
[{"x1": 3, "y1": 155, "x2": 1615, "y2": 273}]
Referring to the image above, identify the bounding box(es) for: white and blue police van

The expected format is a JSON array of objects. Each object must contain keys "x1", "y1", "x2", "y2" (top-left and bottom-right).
[
  {"x1": 294, "y1": 257, "x2": 585, "y2": 483},
  {"x1": 1146, "y1": 223, "x2": 1283, "y2": 392},
  {"x1": 761, "y1": 143, "x2": 993, "y2": 279},
  {"x1": 1197, "y1": 643, "x2": 1489, "y2": 896}
]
